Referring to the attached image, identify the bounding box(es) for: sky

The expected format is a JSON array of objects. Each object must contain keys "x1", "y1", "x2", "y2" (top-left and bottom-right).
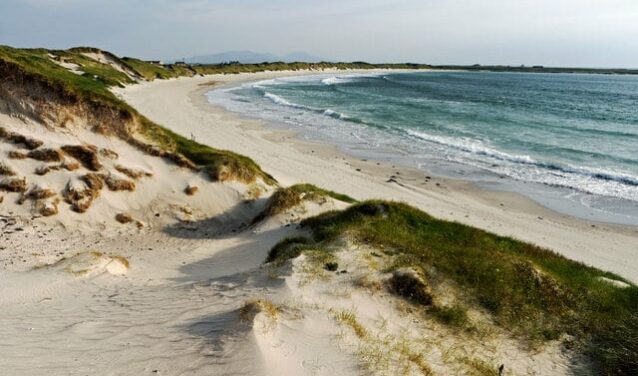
[{"x1": 1, "y1": 0, "x2": 637, "y2": 67}]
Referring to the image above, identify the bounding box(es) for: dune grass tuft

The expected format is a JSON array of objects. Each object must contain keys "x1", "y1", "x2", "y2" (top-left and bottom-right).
[
  {"x1": 0, "y1": 176, "x2": 27, "y2": 192},
  {"x1": 0, "y1": 162, "x2": 15, "y2": 176},
  {"x1": 265, "y1": 236, "x2": 313, "y2": 264},
  {"x1": 27, "y1": 148, "x2": 63, "y2": 162},
  {"x1": 61, "y1": 145, "x2": 102, "y2": 171},
  {"x1": 331, "y1": 308, "x2": 368, "y2": 339},
  {"x1": 239, "y1": 299, "x2": 280, "y2": 330},
  {"x1": 138, "y1": 120, "x2": 276, "y2": 185},
  {"x1": 252, "y1": 183, "x2": 356, "y2": 224}
]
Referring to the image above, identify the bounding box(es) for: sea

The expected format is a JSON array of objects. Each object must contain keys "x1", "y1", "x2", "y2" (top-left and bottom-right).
[{"x1": 206, "y1": 71, "x2": 638, "y2": 225}]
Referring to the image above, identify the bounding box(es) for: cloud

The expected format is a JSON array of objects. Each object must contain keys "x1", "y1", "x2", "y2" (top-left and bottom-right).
[{"x1": 0, "y1": 0, "x2": 637, "y2": 67}]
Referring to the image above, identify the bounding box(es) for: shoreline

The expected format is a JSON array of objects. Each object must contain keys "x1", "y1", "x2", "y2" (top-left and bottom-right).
[
  {"x1": 116, "y1": 70, "x2": 638, "y2": 283},
  {"x1": 204, "y1": 71, "x2": 638, "y2": 227}
]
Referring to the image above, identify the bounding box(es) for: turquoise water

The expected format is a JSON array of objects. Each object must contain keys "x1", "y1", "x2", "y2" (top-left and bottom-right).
[{"x1": 207, "y1": 71, "x2": 638, "y2": 224}]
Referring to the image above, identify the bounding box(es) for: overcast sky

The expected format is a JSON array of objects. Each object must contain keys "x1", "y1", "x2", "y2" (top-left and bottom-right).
[{"x1": 1, "y1": 0, "x2": 637, "y2": 67}]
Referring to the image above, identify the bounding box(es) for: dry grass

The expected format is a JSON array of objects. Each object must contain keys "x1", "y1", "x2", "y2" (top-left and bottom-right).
[
  {"x1": 298, "y1": 250, "x2": 338, "y2": 285},
  {"x1": 27, "y1": 148, "x2": 63, "y2": 162},
  {"x1": 0, "y1": 177, "x2": 27, "y2": 192},
  {"x1": 115, "y1": 212, "x2": 133, "y2": 224},
  {"x1": 37, "y1": 198, "x2": 59, "y2": 216},
  {"x1": 0, "y1": 162, "x2": 15, "y2": 176},
  {"x1": 35, "y1": 164, "x2": 60, "y2": 175},
  {"x1": 103, "y1": 174, "x2": 136, "y2": 191},
  {"x1": 115, "y1": 164, "x2": 152, "y2": 179},
  {"x1": 354, "y1": 275, "x2": 383, "y2": 293},
  {"x1": 61, "y1": 144, "x2": 102, "y2": 171},
  {"x1": 0, "y1": 128, "x2": 43, "y2": 150},
  {"x1": 63, "y1": 173, "x2": 104, "y2": 213},
  {"x1": 252, "y1": 186, "x2": 303, "y2": 224},
  {"x1": 82, "y1": 173, "x2": 104, "y2": 191},
  {"x1": 245, "y1": 184, "x2": 263, "y2": 200},
  {"x1": 36, "y1": 161, "x2": 81, "y2": 175},
  {"x1": 461, "y1": 357, "x2": 499, "y2": 376},
  {"x1": 184, "y1": 184, "x2": 198, "y2": 196},
  {"x1": 239, "y1": 299, "x2": 280, "y2": 332},
  {"x1": 62, "y1": 161, "x2": 80, "y2": 171},
  {"x1": 333, "y1": 312, "x2": 436, "y2": 376},
  {"x1": 99, "y1": 148, "x2": 119, "y2": 159},
  {"x1": 26, "y1": 185, "x2": 57, "y2": 200},
  {"x1": 7, "y1": 150, "x2": 27, "y2": 159},
  {"x1": 331, "y1": 308, "x2": 368, "y2": 339},
  {"x1": 388, "y1": 268, "x2": 434, "y2": 306}
]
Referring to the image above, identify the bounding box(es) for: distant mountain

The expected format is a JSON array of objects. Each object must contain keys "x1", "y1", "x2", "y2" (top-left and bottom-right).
[{"x1": 184, "y1": 50, "x2": 325, "y2": 64}]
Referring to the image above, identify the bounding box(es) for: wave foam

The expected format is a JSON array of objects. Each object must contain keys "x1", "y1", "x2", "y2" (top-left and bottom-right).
[
  {"x1": 321, "y1": 77, "x2": 352, "y2": 85},
  {"x1": 405, "y1": 129, "x2": 536, "y2": 164},
  {"x1": 323, "y1": 109, "x2": 350, "y2": 120},
  {"x1": 405, "y1": 129, "x2": 638, "y2": 199},
  {"x1": 264, "y1": 92, "x2": 310, "y2": 110}
]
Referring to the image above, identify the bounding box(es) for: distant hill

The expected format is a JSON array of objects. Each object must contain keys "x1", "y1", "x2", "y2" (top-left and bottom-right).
[{"x1": 184, "y1": 50, "x2": 325, "y2": 64}]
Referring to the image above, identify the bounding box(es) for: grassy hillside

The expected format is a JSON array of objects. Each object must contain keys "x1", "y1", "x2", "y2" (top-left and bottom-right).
[
  {"x1": 0, "y1": 45, "x2": 273, "y2": 184},
  {"x1": 269, "y1": 201, "x2": 637, "y2": 375}
]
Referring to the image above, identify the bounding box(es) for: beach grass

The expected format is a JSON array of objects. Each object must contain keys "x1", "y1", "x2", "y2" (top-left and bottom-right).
[
  {"x1": 268, "y1": 200, "x2": 637, "y2": 375},
  {"x1": 138, "y1": 119, "x2": 275, "y2": 184},
  {"x1": 252, "y1": 183, "x2": 357, "y2": 224},
  {"x1": 120, "y1": 57, "x2": 178, "y2": 80}
]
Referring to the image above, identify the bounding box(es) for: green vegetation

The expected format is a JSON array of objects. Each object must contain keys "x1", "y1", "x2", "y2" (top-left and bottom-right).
[
  {"x1": 265, "y1": 236, "x2": 313, "y2": 264},
  {"x1": 0, "y1": 45, "x2": 128, "y2": 108},
  {"x1": 430, "y1": 305, "x2": 469, "y2": 329},
  {"x1": 290, "y1": 183, "x2": 357, "y2": 204},
  {"x1": 138, "y1": 120, "x2": 275, "y2": 183},
  {"x1": 252, "y1": 183, "x2": 356, "y2": 224},
  {"x1": 267, "y1": 201, "x2": 637, "y2": 375},
  {"x1": 61, "y1": 48, "x2": 136, "y2": 86},
  {"x1": 120, "y1": 57, "x2": 178, "y2": 80}
]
